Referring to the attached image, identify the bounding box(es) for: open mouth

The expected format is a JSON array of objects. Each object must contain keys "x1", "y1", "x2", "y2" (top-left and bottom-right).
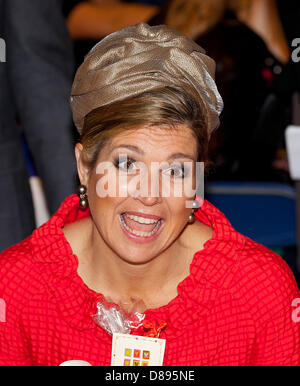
[{"x1": 119, "y1": 212, "x2": 163, "y2": 239}]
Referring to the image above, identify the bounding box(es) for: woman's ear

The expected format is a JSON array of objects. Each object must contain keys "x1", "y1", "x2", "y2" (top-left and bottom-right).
[{"x1": 75, "y1": 143, "x2": 89, "y2": 186}]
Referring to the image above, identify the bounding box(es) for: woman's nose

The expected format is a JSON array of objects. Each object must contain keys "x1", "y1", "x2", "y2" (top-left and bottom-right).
[{"x1": 129, "y1": 164, "x2": 163, "y2": 205}]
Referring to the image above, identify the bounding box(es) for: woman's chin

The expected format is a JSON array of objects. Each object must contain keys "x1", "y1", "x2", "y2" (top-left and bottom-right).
[{"x1": 117, "y1": 251, "x2": 157, "y2": 265}]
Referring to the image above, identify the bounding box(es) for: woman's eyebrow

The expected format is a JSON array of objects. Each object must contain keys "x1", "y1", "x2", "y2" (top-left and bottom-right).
[
  {"x1": 168, "y1": 152, "x2": 195, "y2": 160},
  {"x1": 111, "y1": 145, "x2": 195, "y2": 160},
  {"x1": 111, "y1": 144, "x2": 143, "y2": 154}
]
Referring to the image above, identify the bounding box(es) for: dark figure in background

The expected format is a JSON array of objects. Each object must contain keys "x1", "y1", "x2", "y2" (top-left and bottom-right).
[
  {"x1": 0, "y1": 0, "x2": 76, "y2": 252},
  {"x1": 150, "y1": 0, "x2": 292, "y2": 181},
  {"x1": 277, "y1": 0, "x2": 300, "y2": 107},
  {"x1": 197, "y1": 8, "x2": 289, "y2": 181},
  {"x1": 63, "y1": 0, "x2": 159, "y2": 68}
]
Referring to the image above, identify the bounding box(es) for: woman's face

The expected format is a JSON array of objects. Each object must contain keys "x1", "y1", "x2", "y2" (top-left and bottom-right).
[{"x1": 76, "y1": 124, "x2": 199, "y2": 264}]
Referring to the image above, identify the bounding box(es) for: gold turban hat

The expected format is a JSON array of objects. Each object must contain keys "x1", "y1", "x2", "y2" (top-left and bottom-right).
[{"x1": 70, "y1": 22, "x2": 223, "y2": 135}]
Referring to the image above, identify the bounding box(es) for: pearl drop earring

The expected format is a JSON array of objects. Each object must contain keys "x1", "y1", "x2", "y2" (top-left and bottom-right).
[
  {"x1": 188, "y1": 199, "x2": 200, "y2": 223},
  {"x1": 78, "y1": 184, "x2": 88, "y2": 209}
]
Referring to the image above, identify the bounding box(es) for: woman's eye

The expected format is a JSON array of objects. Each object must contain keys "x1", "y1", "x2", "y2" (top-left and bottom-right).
[
  {"x1": 114, "y1": 157, "x2": 137, "y2": 172},
  {"x1": 165, "y1": 165, "x2": 186, "y2": 178}
]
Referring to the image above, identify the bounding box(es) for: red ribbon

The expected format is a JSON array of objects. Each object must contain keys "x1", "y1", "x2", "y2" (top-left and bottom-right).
[{"x1": 142, "y1": 320, "x2": 167, "y2": 338}]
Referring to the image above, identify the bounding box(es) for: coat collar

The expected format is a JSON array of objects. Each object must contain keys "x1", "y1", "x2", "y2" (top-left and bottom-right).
[{"x1": 30, "y1": 194, "x2": 245, "y2": 341}]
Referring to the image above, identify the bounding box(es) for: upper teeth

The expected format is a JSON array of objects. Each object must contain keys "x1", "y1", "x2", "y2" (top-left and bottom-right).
[{"x1": 124, "y1": 213, "x2": 159, "y2": 224}]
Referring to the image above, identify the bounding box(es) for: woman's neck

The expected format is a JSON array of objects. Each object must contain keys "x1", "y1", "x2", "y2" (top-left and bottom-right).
[
  {"x1": 64, "y1": 215, "x2": 212, "y2": 313},
  {"x1": 73, "y1": 217, "x2": 192, "y2": 312}
]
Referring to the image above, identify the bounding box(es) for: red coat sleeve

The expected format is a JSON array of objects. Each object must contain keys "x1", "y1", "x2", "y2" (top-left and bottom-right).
[
  {"x1": 0, "y1": 298, "x2": 32, "y2": 365},
  {"x1": 0, "y1": 248, "x2": 32, "y2": 366},
  {"x1": 248, "y1": 251, "x2": 300, "y2": 365},
  {"x1": 253, "y1": 313, "x2": 300, "y2": 365}
]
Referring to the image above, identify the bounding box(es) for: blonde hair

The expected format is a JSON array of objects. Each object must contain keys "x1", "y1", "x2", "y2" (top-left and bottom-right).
[{"x1": 165, "y1": 0, "x2": 251, "y2": 39}]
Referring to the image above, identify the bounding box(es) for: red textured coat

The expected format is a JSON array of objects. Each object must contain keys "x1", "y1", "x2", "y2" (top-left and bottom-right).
[{"x1": 0, "y1": 194, "x2": 299, "y2": 366}]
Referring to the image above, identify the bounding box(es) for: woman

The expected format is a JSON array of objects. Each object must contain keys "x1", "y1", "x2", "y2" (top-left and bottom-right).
[{"x1": 0, "y1": 23, "x2": 299, "y2": 366}]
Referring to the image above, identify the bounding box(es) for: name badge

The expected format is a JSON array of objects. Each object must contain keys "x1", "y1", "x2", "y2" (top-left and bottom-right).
[{"x1": 111, "y1": 333, "x2": 166, "y2": 366}]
